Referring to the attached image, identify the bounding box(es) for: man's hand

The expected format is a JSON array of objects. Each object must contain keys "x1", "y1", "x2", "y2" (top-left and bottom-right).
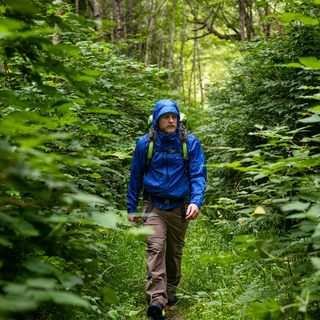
[
  {"x1": 186, "y1": 204, "x2": 200, "y2": 220},
  {"x1": 128, "y1": 214, "x2": 139, "y2": 223}
]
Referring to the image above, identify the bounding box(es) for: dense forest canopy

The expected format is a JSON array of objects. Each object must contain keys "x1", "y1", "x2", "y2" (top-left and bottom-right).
[{"x1": 1, "y1": 0, "x2": 320, "y2": 319}]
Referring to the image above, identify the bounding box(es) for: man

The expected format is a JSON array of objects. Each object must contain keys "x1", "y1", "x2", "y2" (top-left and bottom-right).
[{"x1": 127, "y1": 99, "x2": 206, "y2": 319}]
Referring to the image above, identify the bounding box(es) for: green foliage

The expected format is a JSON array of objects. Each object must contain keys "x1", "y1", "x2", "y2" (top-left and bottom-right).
[
  {"x1": 201, "y1": 3, "x2": 320, "y2": 207},
  {"x1": 0, "y1": 0, "x2": 174, "y2": 318},
  {"x1": 197, "y1": 2, "x2": 320, "y2": 319}
]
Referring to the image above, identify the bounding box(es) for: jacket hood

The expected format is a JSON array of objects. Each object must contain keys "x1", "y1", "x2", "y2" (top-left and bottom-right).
[{"x1": 152, "y1": 99, "x2": 180, "y2": 130}]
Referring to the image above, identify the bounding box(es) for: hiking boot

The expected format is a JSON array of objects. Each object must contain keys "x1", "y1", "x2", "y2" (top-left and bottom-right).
[{"x1": 147, "y1": 303, "x2": 166, "y2": 319}]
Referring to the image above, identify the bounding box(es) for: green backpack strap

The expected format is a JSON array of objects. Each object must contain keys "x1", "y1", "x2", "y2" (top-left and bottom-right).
[
  {"x1": 146, "y1": 127, "x2": 188, "y2": 168},
  {"x1": 147, "y1": 129, "x2": 157, "y2": 165},
  {"x1": 180, "y1": 127, "x2": 188, "y2": 161}
]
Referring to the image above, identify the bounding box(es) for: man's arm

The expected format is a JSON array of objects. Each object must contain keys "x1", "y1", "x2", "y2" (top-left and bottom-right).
[
  {"x1": 127, "y1": 136, "x2": 148, "y2": 217},
  {"x1": 186, "y1": 136, "x2": 206, "y2": 220}
]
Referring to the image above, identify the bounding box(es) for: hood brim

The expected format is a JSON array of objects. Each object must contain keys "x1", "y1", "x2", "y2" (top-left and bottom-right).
[
  {"x1": 157, "y1": 106, "x2": 179, "y2": 119},
  {"x1": 152, "y1": 99, "x2": 180, "y2": 130}
]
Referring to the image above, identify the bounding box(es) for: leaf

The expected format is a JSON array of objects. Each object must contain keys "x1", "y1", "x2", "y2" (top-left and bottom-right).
[
  {"x1": 6, "y1": 0, "x2": 39, "y2": 15},
  {"x1": 110, "y1": 151, "x2": 131, "y2": 159},
  {"x1": 286, "y1": 213, "x2": 307, "y2": 219},
  {"x1": 0, "y1": 296, "x2": 37, "y2": 312},
  {"x1": 278, "y1": 13, "x2": 318, "y2": 26},
  {"x1": 25, "y1": 278, "x2": 56, "y2": 289},
  {"x1": 298, "y1": 16, "x2": 319, "y2": 26},
  {"x1": 127, "y1": 226, "x2": 155, "y2": 239},
  {"x1": 46, "y1": 215, "x2": 69, "y2": 223},
  {"x1": 59, "y1": 274, "x2": 84, "y2": 290},
  {"x1": 246, "y1": 299, "x2": 281, "y2": 318},
  {"x1": 283, "y1": 62, "x2": 302, "y2": 68},
  {"x1": 91, "y1": 212, "x2": 120, "y2": 229},
  {"x1": 0, "y1": 18, "x2": 25, "y2": 32},
  {"x1": 279, "y1": 13, "x2": 299, "y2": 23},
  {"x1": 128, "y1": 309, "x2": 142, "y2": 316},
  {"x1": 101, "y1": 287, "x2": 119, "y2": 305},
  {"x1": 0, "y1": 237, "x2": 13, "y2": 247},
  {"x1": 281, "y1": 201, "x2": 310, "y2": 212},
  {"x1": 13, "y1": 219, "x2": 39, "y2": 236},
  {"x1": 94, "y1": 132, "x2": 118, "y2": 138},
  {"x1": 82, "y1": 69, "x2": 102, "y2": 76},
  {"x1": 199, "y1": 254, "x2": 234, "y2": 265},
  {"x1": 299, "y1": 56, "x2": 320, "y2": 70},
  {"x1": 48, "y1": 291, "x2": 90, "y2": 307},
  {"x1": 4, "y1": 284, "x2": 27, "y2": 295},
  {"x1": 298, "y1": 114, "x2": 320, "y2": 123},
  {"x1": 108, "y1": 310, "x2": 120, "y2": 319},
  {"x1": 46, "y1": 44, "x2": 80, "y2": 58},
  {"x1": 311, "y1": 257, "x2": 320, "y2": 270},
  {"x1": 232, "y1": 235, "x2": 258, "y2": 248},
  {"x1": 251, "y1": 206, "x2": 266, "y2": 216},
  {"x1": 55, "y1": 102, "x2": 75, "y2": 116},
  {"x1": 85, "y1": 108, "x2": 120, "y2": 115},
  {"x1": 307, "y1": 204, "x2": 320, "y2": 216},
  {"x1": 63, "y1": 192, "x2": 107, "y2": 205},
  {"x1": 90, "y1": 172, "x2": 101, "y2": 179},
  {"x1": 309, "y1": 105, "x2": 320, "y2": 113},
  {"x1": 23, "y1": 260, "x2": 55, "y2": 274}
]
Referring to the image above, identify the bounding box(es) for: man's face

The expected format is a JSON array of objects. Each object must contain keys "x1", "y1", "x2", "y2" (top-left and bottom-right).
[{"x1": 158, "y1": 112, "x2": 178, "y2": 133}]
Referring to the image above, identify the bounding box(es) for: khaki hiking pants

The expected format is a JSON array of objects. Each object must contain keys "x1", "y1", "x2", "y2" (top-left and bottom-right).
[{"x1": 144, "y1": 207, "x2": 189, "y2": 306}]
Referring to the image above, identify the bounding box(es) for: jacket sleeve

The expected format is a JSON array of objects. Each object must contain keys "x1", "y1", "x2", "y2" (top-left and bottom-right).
[
  {"x1": 188, "y1": 135, "x2": 206, "y2": 208},
  {"x1": 127, "y1": 136, "x2": 148, "y2": 213}
]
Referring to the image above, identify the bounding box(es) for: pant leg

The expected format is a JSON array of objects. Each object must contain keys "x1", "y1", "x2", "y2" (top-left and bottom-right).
[
  {"x1": 165, "y1": 207, "x2": 189, "y2": 298},
  {"x1": 144, "y1": 208, "x2": 167, "y2": 306}
]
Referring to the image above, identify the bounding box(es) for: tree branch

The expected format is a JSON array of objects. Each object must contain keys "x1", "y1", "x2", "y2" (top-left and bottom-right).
[{"x1": 186, "y1": 0, "x2": 241, "y2": 41}]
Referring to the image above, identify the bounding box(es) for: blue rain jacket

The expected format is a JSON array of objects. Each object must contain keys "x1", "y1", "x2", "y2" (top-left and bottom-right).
[{"x1": 127, "y1": 99, "x2": 206, "y2": 213}]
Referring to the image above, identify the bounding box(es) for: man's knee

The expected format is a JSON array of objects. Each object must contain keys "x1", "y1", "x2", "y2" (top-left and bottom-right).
[{"x1": 147, "y1": 238, "x2": 165, "y2": 254}]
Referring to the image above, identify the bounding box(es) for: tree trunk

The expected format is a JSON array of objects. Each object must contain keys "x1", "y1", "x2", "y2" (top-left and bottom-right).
[
  {"x1": 90, "y1": 0, "x2": 101, "y2": 18},
  {"x1": 258, "y1": 4, "x2": 271, "y2": 39},
  {"x1": 144, "y1": 0, "x2": 156, "y2": 65},
  {"x1": 246, "y1": 0, "x2": 254, "y2": 40},
  {"x1": 238, "y1": 0, "x2": 253, "y2": 41},
  {"x1": 238, "y1": 0, "x2": 246, "y2": 40},
  {"x1": 193, "y1": 33, "x2": 197, "y2": 105},
  {"x1": 168, "y1": 0, "x2": 176, "y2": 81},
  {"x1": 101, "y1": 0, "x2": 107, "y2": 19},
  {"x1": 75, "y1": 0, "x2": 79, "y2": 14},
  {"x1": 126, "y1": 0, "x2": 136, "y2": 36},
  {"x1": 195, "y1": 34, "x2": 204, "y2": 108},
  {"x1": 157, "y1": 37, "x2": 164, "y2": 68},
  {"x1": 179, "y1": 0, "x2": 187, "y2": 101},
  {"x1": 113, "y1": 0, "x2": 126, "y2": 40}
]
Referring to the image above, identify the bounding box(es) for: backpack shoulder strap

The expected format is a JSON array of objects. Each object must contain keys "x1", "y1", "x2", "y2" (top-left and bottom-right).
[
  {"x1": 146, "y1": 129, "x2": 157, "y2": 166},
  {"x1": 179, "y1": 126, "x2": 188, "y2": 161},
  {"x1": 145, "y1": 127, "x2": 188, "y2": 169}
]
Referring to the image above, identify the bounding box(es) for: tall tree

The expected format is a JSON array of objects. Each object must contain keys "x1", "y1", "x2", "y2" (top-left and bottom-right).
[
  {"x1": 168, "y1": 0, "x2": 177, "y2": 79},
  {"x1": 113, "y1": 0, "x2": 126, "y2": 40},
  {"x1": 179, "y1": 0, "x2": 187, "y2": 100},
  {"x1": 144, "y1": 0, "x2": 157, "y2": 65},
  {"x1": 238, "y1": 0, "x2": 254, "y2": 40},
  {"x1": 195, "y1": 34, "x2": 204, "y2": 108},
  {"x1": 89, "y1": 0, "x2": 101, "y2": 18}
]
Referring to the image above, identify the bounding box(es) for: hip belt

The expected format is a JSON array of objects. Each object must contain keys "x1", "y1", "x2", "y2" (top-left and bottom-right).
[{"x1": 151, "y1": 196, "x2": 186, "y2": 205}]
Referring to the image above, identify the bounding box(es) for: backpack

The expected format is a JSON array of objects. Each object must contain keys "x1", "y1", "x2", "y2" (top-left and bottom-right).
[{"x1": 146, "y1": 113, "x2": 189, "y2": 167}]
